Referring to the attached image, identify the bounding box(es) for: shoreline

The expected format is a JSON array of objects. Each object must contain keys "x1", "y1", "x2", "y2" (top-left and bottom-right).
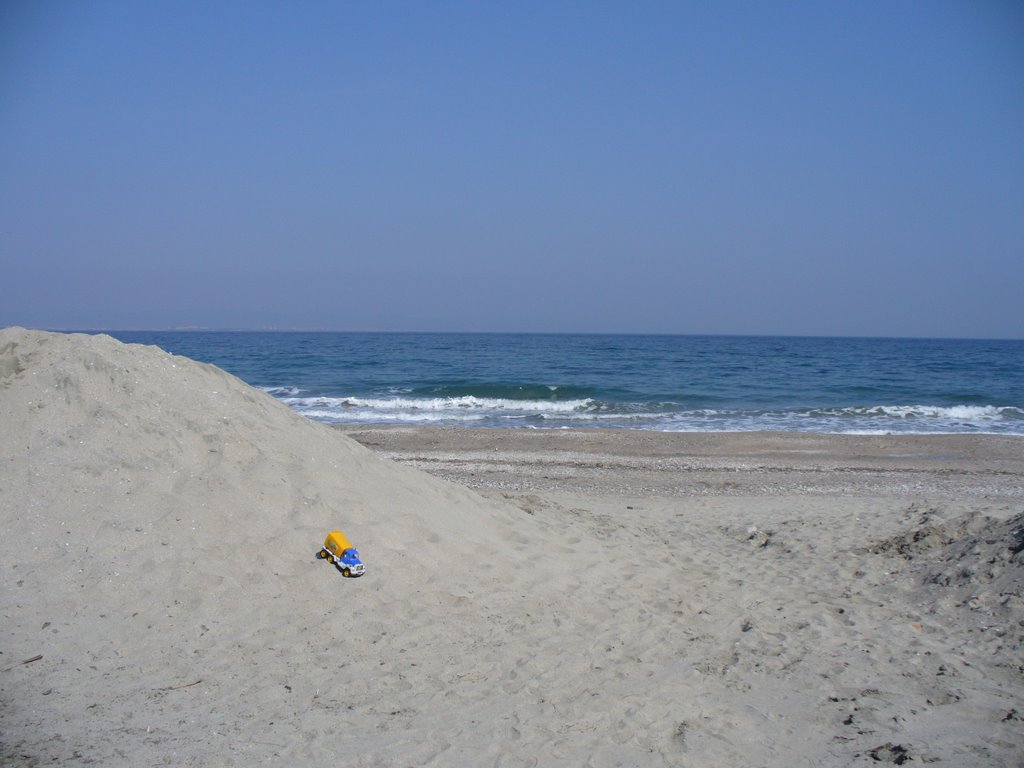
[{"x1": 339, "y1": 426, "x2": 1024, "y2": 499}]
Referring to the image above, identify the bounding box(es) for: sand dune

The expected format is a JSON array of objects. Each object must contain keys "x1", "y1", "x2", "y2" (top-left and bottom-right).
[{"x1": 2, "y1": 328, "x2": 1022, "y2": 766}]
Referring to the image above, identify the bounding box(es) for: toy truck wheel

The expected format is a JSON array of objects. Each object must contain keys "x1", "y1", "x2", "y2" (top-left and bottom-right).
[
  {"x1": 318, "y1": 549, "x2": 328, "y2": 559},
  {"x1": 342, "y1": 568, "x2": 351, "y2": 577}
]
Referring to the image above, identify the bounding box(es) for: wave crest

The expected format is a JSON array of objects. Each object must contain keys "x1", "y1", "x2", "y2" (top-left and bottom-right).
[
  {"x1": 282, "y1": 395, "x2": 596, "y2": 413},
  {"x1": 815, "y1": 405, "x2": 1023, "y2": 421},
  {"x1": 266, "y1": 391, "x2": 1024, "y2": 433}
]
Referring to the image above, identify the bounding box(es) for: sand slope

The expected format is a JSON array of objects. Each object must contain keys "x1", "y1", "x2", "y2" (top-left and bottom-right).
[
  {"x1": 0, "y1": 328, "x2": 537, "y2": 765},
  {"x1": 2, "y1": 328, "x2": 1022, "y2": 767}
]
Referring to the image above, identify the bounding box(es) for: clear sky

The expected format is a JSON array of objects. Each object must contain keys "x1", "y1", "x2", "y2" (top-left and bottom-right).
[{"x1": 1, "y1": 1, "x2": 1022, "y2": 337}]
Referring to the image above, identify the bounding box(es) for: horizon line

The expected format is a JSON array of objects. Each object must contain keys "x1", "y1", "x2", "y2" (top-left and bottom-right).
[{"x1": 11, "y1": 325, "x2": 1023, "y2": 343}]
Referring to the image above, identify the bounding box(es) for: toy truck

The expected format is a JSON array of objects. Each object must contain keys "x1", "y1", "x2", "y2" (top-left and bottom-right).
[{"x1": 318, "y1": 530, "x2": 366, "y2": 577}]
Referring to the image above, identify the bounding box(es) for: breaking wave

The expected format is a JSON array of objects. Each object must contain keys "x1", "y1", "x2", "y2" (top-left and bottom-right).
[{"x1": 268, "y1": 393, "x2": 1024, "y2": 434}]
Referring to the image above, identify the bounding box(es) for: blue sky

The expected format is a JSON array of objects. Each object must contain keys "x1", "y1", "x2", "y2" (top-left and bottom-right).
[{"x1": 1, "y1": 1, "x2": 1022, "y2": 337}]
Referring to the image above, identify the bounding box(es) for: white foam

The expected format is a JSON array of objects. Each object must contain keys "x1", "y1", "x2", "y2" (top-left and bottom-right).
[
  {"x1": 298, "y1": 408, "x2": 488, "y2": 424},
  {"x1": 283, "y1": 395, "x2": 596, "y2": 413},
  {"x1": 262, "y1": 386, "x2": 303, "y2": 396},
  {"x1": 818, "y1": 405, "x2": 1022, "y2": 421}
]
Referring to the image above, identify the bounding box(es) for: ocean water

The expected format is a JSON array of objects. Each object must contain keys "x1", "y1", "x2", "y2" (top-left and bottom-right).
[{"x1": 104, "y1": 332, "x2": 1024, "y2": 435}]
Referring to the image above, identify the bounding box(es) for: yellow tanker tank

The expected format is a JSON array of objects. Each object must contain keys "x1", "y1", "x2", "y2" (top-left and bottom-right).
[{"x1": 323, "y1": 530, "x2": 353, "y2": 557}]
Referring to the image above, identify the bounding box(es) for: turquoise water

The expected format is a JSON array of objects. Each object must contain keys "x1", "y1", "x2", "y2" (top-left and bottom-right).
[{"x1": 105, "y1": 332, "x2": 1024, "y2": 434}]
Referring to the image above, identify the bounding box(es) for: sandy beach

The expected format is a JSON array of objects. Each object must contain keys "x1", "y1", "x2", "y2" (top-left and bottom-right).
[
  {"x1": 2, "y1": 329, "x2": 1022, "y2": 766},
  {"x1": 341, "y1": 426, "x2": 1024, "y2": 499}
]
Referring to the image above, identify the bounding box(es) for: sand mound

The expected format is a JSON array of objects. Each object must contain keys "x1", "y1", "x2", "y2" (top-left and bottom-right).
[
  {"x1": 0, "y1": 328, "x2": 529, "y2": 574},
  {"x1": 871, "y1": 508, "x2": 1024, "y2": 597},
  {"x1": 920, "y1": 512, "x2": 1024, "y2": 590},
  {"x1": 0, "y1": 328, "x2": 539, "y2": 765}
]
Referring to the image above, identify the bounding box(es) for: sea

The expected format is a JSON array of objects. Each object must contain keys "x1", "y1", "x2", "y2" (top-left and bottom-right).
[{"x1": 101, "y1": 332, "x2": 1024, "y2": 435}]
